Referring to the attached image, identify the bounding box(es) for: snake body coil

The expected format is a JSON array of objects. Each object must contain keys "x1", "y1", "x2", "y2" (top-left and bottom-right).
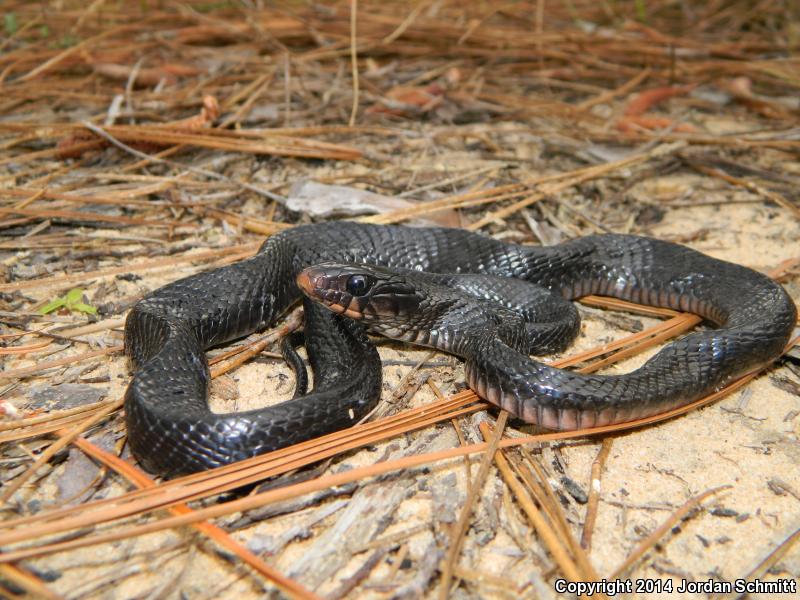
[{"x1": 124, "y1": 223, "x2": 796, "y2": 476}]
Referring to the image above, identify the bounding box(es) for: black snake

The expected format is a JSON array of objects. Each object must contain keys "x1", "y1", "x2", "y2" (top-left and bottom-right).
[{"x1": 124, "y1": 223, "x2": 796, "y2": 476}]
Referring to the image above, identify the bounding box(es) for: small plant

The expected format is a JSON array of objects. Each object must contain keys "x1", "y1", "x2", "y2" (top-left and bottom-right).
[{"x1": 38, "y1": 288, "x2": 97, "y2": 316}]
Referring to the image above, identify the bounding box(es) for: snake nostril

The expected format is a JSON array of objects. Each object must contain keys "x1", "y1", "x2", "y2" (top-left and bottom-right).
[
  {"x1": 298, "y1": 269, "x2": 333, "y2": 298},
  {"x1": 296, "y1": 271, "x2": 315, "y2": 295}
]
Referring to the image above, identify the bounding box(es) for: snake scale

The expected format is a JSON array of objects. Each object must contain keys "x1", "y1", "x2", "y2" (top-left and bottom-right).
[{"x1": 124, "y1": 223, "x2": 796, "y2": 476}]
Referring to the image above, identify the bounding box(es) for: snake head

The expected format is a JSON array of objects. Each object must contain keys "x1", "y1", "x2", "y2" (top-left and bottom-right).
[{"x1": 297, "y1": 262, "x2": 422, "y2": 322}]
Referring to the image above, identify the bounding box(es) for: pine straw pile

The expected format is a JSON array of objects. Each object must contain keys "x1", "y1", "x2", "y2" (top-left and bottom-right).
[{"x1": 1, "y1": 1, "x2": 800, "y2": 598}]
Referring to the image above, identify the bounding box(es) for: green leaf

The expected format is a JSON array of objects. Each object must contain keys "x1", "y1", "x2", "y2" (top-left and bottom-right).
[
  {"x1": 38, "y1": 297, "x2": 67, "y2": 315},
  {"x1": 634, "y1": 0, "x2": 648, "y2": 22},
  {"x1": 71, "y1": 302, "x2": 98, "y2": 315},
  {"x1": 4, "y1": 13, "x2": 18, "y2": 35},
  {"x1": 65, "y1": 288, "x2": 84, "y2": 304},
  {"x1": 57, "y1": 33, "x2": 79, "y2": 48}
]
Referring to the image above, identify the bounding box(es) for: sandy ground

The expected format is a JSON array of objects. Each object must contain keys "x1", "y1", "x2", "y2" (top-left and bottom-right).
[
  {"x1": 5, "y1": 180, "x2": 797, "y2": 599},
  {"x1": 1, "y1": 15, "x2": 799, "y2": 591}
]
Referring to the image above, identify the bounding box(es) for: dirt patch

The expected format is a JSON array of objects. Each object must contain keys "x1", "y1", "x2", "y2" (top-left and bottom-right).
[{"x1": 1, "y1": 2, "x2": 798, "y2": 599}]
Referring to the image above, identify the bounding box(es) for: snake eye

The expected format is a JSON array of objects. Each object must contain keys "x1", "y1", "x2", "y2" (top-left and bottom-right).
[{"x1": 346, "y1": 274, "x2": 372, "y2": 296}]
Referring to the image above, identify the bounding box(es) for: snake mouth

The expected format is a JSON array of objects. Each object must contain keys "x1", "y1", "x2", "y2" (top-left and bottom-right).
[{"x1": 297, "y1": 268, "x2": 366, "y2": 320}]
